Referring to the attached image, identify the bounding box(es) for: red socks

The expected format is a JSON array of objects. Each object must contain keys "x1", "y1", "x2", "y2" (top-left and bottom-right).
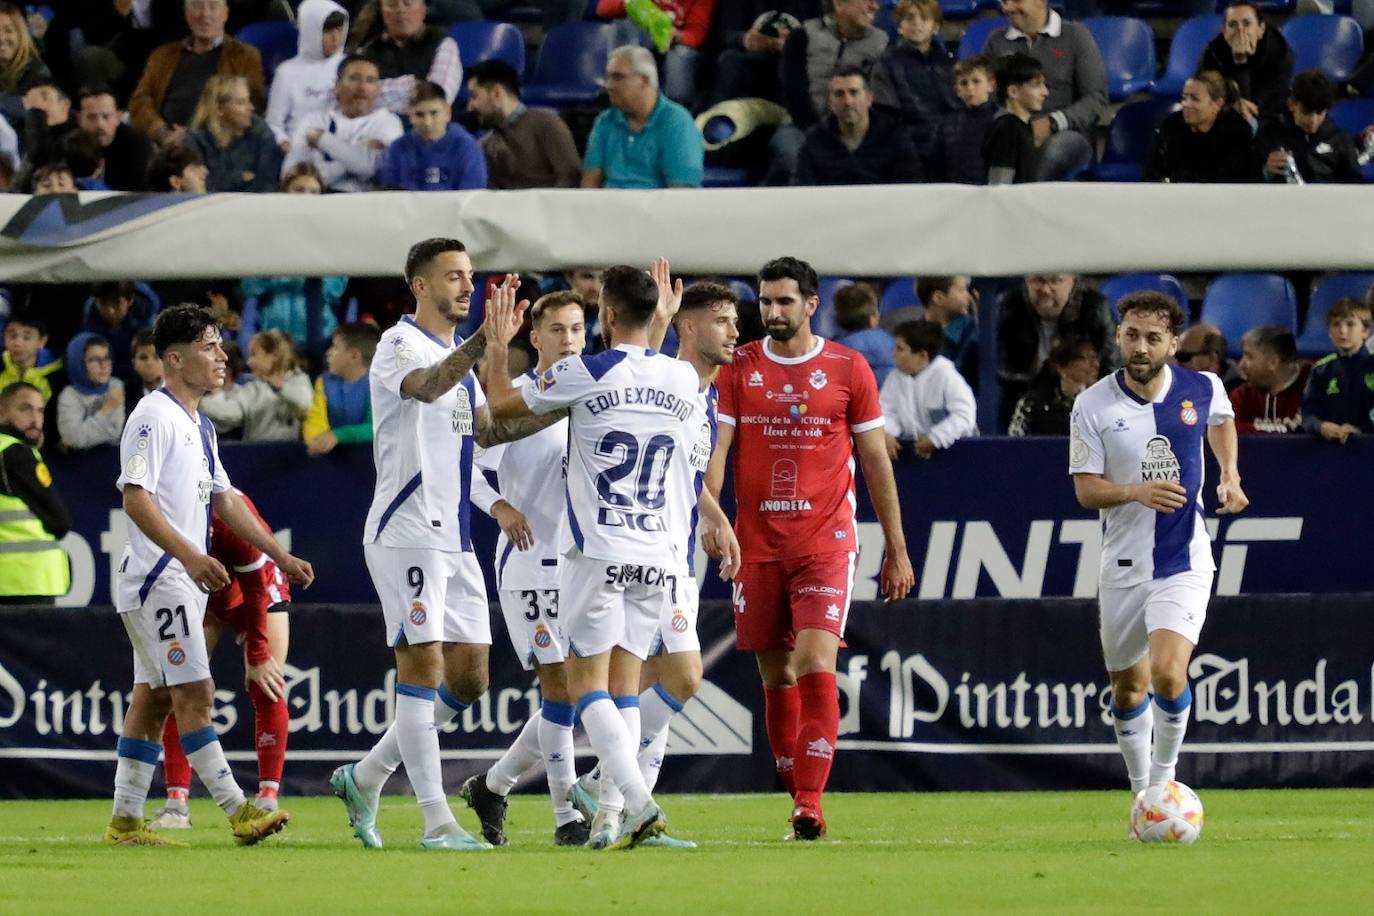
[
  {"x1": 763, "y1": 685, "x2": 801, "y2": 798},
  {"x1": 791, "y1": 672, "x2": 839, "y2": 811},
  {"x1": 250, "y1": 683, "x2": 288, "y2": 788},
  {"x1": 160, "y1": 716, "x2": 192, "y2": 795}
]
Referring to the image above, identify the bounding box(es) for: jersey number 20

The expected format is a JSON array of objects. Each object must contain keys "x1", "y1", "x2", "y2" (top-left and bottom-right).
[{"x1": 595, "y1": 432, "x2": 675, "y2": 513}]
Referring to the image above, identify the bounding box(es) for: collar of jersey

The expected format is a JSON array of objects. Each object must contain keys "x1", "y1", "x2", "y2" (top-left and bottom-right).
[
  {"x1": 401, "y1": 314, "x2": 456, "y2": 349},
  {"x1": 762, "y1": 336, "x2": 825, "y2": 366},
  {"x1": 1114, "y1": 364, "x2": 1173, "y2": 406},
  {"x1": 612, "y1": 343, "x2": 657, "y2": 356},
  {"x1": 155, "y1": 386, "x2": 198, "y2": 420}
]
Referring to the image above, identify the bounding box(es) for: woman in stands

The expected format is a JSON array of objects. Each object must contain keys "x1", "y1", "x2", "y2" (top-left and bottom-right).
[
  {"x1": 189, "y1": 74, "x2": 284, "y2": 192},
  {"x1": 1142, "y1": 71, "x2": 1253, "y2": 184},
  {"x1": 0, "y1": 3, "x2": 51, "y2": 126}
]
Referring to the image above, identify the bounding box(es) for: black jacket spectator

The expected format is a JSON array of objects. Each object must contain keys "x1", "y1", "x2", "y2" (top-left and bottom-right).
[
  {"x1": 796, "y1": 108, "x2": 924, "y2": 185},
  {"x1": 1007, "y1": 366, "x2": 1075, "y2": 436},
  {"x1": 1253, "y1": 113, "x2": 1361, "y2": 184},
  {"x1": 1200, "y1": 28, "x2": 1294, "y2": 120},
  {"x1": 870, "y1": 39, "x2": 958, "y2": 158},
  {"x1": 997, "y1": 281, "x2": 1115, "y2": 426},
  {"x1": 712, "y1": 1, "x2": 825, "y2": 103},
  {"x1": 927, "y1": 98, "x2": 997, "y2": 183},
  {"x1": 100, "y1": 123, "x2": 157, "y2": 192},
  {"x1": 982, "y1": 112, "x2": 1036, "y2": 184},
  {"x1": 1143, "y1": 109, "x2": 1253, "y2": 183}
]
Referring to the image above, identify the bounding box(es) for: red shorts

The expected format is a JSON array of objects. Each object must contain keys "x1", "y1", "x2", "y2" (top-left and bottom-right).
[{"x1": 732, "y1": 551, "x2": 856, "y2": 651}]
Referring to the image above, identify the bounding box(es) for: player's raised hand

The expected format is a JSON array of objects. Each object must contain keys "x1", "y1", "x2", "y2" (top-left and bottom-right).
[
  {"x1": 649, "y1": 257, "x2": 683, "y2": 325},
  {"x1": 493, "y1": 500, "x2": 534, "y2": 551},
  {"x1": 1215, "y1": 478, "x2": 1249, "y2": 515},
  {"x1": 880, "y1": 550, "x2": 915, "y2": 603},
  {"x1": 185, "y1": 553, "x2": 231, "y2": 592},
  {"x1": 482, "y1": 274, "x2": 529, "y2": 346},
  {"x1": 245, "y1": 656, "x2": 286, "y2": 702},
  {"x1": 278, "y1": 554, "x2": 315, "y2": 589},
  {"x1": 1132, "y1": 480, "x2": 1188, "y2": 513}
]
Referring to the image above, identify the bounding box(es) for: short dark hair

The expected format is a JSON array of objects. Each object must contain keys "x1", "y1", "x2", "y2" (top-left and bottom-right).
[
  {"x1": 1118, "y1": 291, "x2": 1186, "y2": 335},
  {"x1": 466, "y1": 59, "x2": 521, "y2": 98},
  {"x1": 679, "y1": 280, "x2": 739, "y2": 313},
  {"x1": 1242, "y1": 325, "x2": 1297, "y2": 362},
  {"x1": 28, "y1": 78, "x2": 67, "y2": 99},
  {"x1": 893, "y1": 320, "x2": 944, "y2": 359},
  {"x1": 833, "y1": 282, "x2": 879, "y2": 332},
  {"x1": 6, "y1": 314, "x2": 47, "y2": 336},
  {"x1": 333, "y1": 321, "x2": 383, "y2": 363},
  {"x1": 1223, "y1": 1, "x2": 1263, "y2": 23},
  {"x1": 994, "y1": 53, "x2": 1043, "y2": 103},
  {"x1": 0, "y1": 381, "x2": 43, "y2": 405},
  {"x1": 64, "y1": 130, "x2": 105, "y2": 178},
  {"x1": 76, "y1": 85, "x2": 118, "y2": 108},
  {"x1": 829, "y1": 62, "x2": 869, "y2": 88},
  {"x1": 1291, "y1": 69, "x2": 1335, "y2": 114},
  {"x1": 148, "y1": 143, "x2": 203, "y2": 191},
  {"x1": 1049, "y1": 333, "x2": 1094, "y2": 368},
  {"x1": 153, "y1": 304, "x2": 219, "y2": 357},
  {"x1": 93, "y1": 280, "x2": 136, "y2": 302},
  {"x1": 410, "y1": 79, "x2": 448, "y2": 107},
  {"x1": 758, "y1": 257, "x2": 818, "y2": 299},
  {"x1": 1199, "y1": 331, "x2": 1228, "y2": 362},
  {"x1": 530, "y1": 290, "x2": 585, "y2": 326},
  {"x1": 31, "y1": 161, "x2": 74, "y2": 188},
  {"x1": 916, "y1": 276, "x2": 957, "y2": 305},
  {"x1": 404, "y1": 238, "x2": 467, "y2": 282},
  {"x1": 338, "y1": 54, "x2": 377, "y2": 80},
  {"x1": 600, "y1": 265, "x2": 659, "y2": 329},
  {"x1": 323, "y1": 10, "x2": 348, "y2": 31},
  {"x1": 133, "y1": 328, "x2": 157, "y2": 353}
]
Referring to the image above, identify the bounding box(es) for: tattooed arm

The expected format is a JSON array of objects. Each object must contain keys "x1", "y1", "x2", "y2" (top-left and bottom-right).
[
  {"x1": 474, "y1": 402, "x2": 569, "y2": 447},
  {"x1": 400, "y1": 330, "x2": 489, "y2": 403}
]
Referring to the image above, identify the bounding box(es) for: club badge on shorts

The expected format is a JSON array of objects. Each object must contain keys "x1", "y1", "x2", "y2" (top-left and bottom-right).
[
  {"x1": 409, "y1": 601, "x2": 427, "y2": 625},
  {"x1": 534, "y1": 625, "x2": 553, "y2": 649},
  {"x1": 167, "y1": 641, "x2": 186, "y2": 666},
  {"x1": 1179, "y1": 400, "x2": 1198, "y2": 426},
  {"x1": 671, "y1": 609, "x2": 689, "y2": 633}
]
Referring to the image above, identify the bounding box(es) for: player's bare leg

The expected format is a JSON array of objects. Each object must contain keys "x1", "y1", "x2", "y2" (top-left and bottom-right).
[
  {"x1": 755, "y1": 647, "x2": 801, "y2": 801},
  {"x1": 788, "y1": 627, "x2": 841, "y2": 840}
]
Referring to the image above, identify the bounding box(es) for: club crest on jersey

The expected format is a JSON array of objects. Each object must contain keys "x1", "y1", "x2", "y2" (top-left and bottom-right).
[
  {"x1": 671, "y1": 609, "x2": 689, "y2": 633},
  {"x1": 809, "y1": 368, "x2": 828, "y2": 390},
  {"x1": 1141, "y1": 435, "x2": 1181, "y2": 482},
  {"x1": 533, "y1": 625, "x2": 553, "y2": 648},
  {"x1": 167, "y1": 641, "x2": 186, "y2": 666},
  {"x1": 409, "y1": 602, "x2": 427, "y2": 625},
  {"x1": 748, "y1": 370, "x2": 764, "y2": 387},
  {"x1": 1179, "y1": 399, "x2": 1199, "y2": 426}
]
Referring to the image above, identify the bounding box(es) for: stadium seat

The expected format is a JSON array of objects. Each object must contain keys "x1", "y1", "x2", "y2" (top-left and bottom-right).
[
  {"x1": 236, "y1": 21, "x2": 298, "y2": 83},
  {"x1": 957, "y1": 17, "x2": 1006, "y2": 61},
  {"x1": 1279, "y1": 15, "x2": 1363, "y2": 85},
  {"x1": 728, "y1": 279, "x2": 757, "y2": 305},
  {"x1": 448, "y1": 22, "x2": 526, "y2": 97},
  {"x1": 1084, "y1": 17, "x2": 1156, "y2": 101},
  {"x1": 1085, "y1": 98, "x2": 1176, "y2": 181},
  {"x1": 1100, "y1": 273, "x2": 1189, "y2": 322},
  {"x1": 881, "y1": 277, "x2": 919, "y2": 314},
  {"x1": 1200, "y1": 273, "x2": 1298, "y2": 356},
  {"x1": 523, "y1": 22, "x2": 620, "y2": 108},
  {"x1": 703, "y1": 166, "x2": 750, "y2": 187},
  {"x1": 938, "y1": 0, "x2": 984, "y2": 20},
  {"x1": 1329, "y1": 99, "x2": 1374, "y2": 182},
  {"x1": 816, "y1": 277, "x2": 855, "y2": 339},
  {"x1": 1154, "y1": 15, "x2": 1222, "y2": 100},
  {"x1": 1299, "y1": 272, "x2": 1374, "y2": 355}
]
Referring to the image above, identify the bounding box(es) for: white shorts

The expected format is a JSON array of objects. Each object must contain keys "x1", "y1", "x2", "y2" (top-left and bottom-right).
[
  {"x1": 498, "y1": 588, "x2": 567, "y2": 671},
  {"x1": 560, "y1": 549, "x2": 678, "y2": 660},
  {"x1": 650, "y1": 573, "x2": 700, "y2": 656},
  {"x1": 1099, "y1": 570, "x2": 1212, "y2": 672},
  {"x1": 365, "y1": 543, "x2": 491, "y2": 647},
  {"x1": 115, "y1": 570, "x2": 211, "y2": 689}
]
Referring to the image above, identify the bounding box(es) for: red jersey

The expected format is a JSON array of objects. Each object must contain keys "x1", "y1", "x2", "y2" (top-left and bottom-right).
[
  {"x1": 208, "y1": 491, "x2": 291, "y2": 664},
  {"x1": 1229, "y1": 363, "x2": 1310, "y2": 434},
  {"x1": 716, "y1": 338, "x2": 884, "y2": 562}
]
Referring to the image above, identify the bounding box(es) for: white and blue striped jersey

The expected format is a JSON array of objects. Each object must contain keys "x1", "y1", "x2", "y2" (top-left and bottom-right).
[
  {"x1": 364, "y1": 316, "x2": 484, "y2": 553},
  {"x1": 681, "y1": 382, "x2": 718, "y2": 578},
  {"x1": 1069, "y1": 365, "x2": 1233, "y2": 588},
  {"x1": 522, "y1": 344, "x2": 704, "y2": 568}
]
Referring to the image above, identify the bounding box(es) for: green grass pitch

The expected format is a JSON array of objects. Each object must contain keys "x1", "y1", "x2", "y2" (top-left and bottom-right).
[{"x1": 3, "y1": 790, "x2": 1373, "y2": 914}]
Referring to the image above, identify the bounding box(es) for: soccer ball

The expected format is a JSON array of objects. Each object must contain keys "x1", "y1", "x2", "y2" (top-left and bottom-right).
[{"x1": 1130, "y1": 781, "x2": 1204, "y2": 844}]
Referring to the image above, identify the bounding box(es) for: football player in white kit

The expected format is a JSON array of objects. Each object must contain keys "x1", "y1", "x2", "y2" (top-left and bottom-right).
[
  {"x1": 458, "y1": 290, "x2": 592, "y2": 847},
  {"x1": 1069, "y1": 292, "x2": 1248, "y2": 809},
  {"x1": 106, "y1": 305, "x2": 314, "y2": 847},
  {"x1": 482, "y1": 266, "x2": 708, "y2": 849},
  {"x1": 330, "y1": 239, "x2": 564, "y2": 851}
]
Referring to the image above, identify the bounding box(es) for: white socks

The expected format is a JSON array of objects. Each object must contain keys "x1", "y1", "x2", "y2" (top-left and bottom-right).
[
  {"x1": 578, "y1": 692, "x2": 651, "y2": 815},
  {"x1": 487, "y1": 714, "x2": 542, "y2": 795},
  {"x1": 112, "y1": 737, "x2": 159, "y2": 819},
  {"x1": 392, "y1": 685, "x2": 455, "y2": 836},
  {"x1": 538, "y1": 701, "x2": 579, "y2": 825},
  {"x1": 1111, "y1": 697, "x2": 1154, "y2": 796},
  {"x1": 1150, "y1": 685, "x2": 1193, "y2": 786},
  {"x1": 180, "y1": 725, "x2": 246, "y2": 816},
  {"x1": 640, "y1": 725, "x2": 671, "y2": 793},
  {"x1": 354, "y1": 684, "x2": 467, "y2": 810}
]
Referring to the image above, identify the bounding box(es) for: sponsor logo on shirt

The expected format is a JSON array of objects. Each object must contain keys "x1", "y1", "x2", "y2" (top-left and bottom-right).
[
  {"x1": 760, "y1": 499, "x2": 813, "y2": 511},
  {"x1": 452, "y1": 387, "x2": 474, "y2": 435},
  {"x1": 769, "y1": 459, "x2": 797, "y2": 498},
  {"x1": 748, "y1": 371, "x2": 764, "y2": 387},
  {"x1": 797, "y1": 585, "x2": 843, "y2": 597},
  {"x1": 1141, "y1": 435, "x2": 1181, "y2": 482}
]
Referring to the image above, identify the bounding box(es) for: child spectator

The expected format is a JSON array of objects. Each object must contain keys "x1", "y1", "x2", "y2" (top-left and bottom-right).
[
  {"x1": 128, "y1": 328, "x2": 163, "y2": 415},
  {"x1": 916, "y1": 275, "x2": 979, "y2": 389},
  {"x1": 984, "y1": 53, "x2": 1047, "y2": 185},
  {"x1": 0, "y1": 315, "x2": 60, "y2": 401},
  {"x1": 379, "y1": 80, "x2": 487, "y2": 191},
  {"x1": 80, "y1": 281, "x2": 155, "y2": 384},
  {"x1": 266, "y1": 0, "x2": 349, "y2": 147},
  {"x1": 833, "y1": 282, "x2": 895, "y2": 385},
  {"x1": 30, "y1": 160, "x2": 75, "y2": 194},
  {"x1": 303, "y1": 322, "x2": 381, "y2": 457},
  {"x1": 870, "y1": 0, "x2": 957, "y2": 160},
  {"x1": 147, "y1": 143, "x2": 209, "y2": 192},
  {"x1": 1007, "y1": 334, "x2": 1098, "y2": 436},
  {"x1": 281, "y1": 161, "x2": 325, "y2": 194},
  {"x1": 928, "y1": 56, "x2": 998, "y2": 184},
  {"x1": 880, "y1": 319, "x2": 978, "y2": 460},
  {"x1": 1230, "y1": 326, "x2": 1309, "y2": 433},
  {"x1": 189, "y1": 74, "x2": 284, "y2": 192},
  {"x1": 63, "y1": 130, "x2": 110, "y2": 190},
  {"x1": 1143, "y1": 71, "x2": 1252, "y2": 184},
  {"x1": 200, "y1": 329, "x2": 312, "y2": 441},
  {"x1": 1255, "y1": 70, "x2": 1361, "y2": 185},
  {"x1": 1302, "y1": 298, "x2": 1374, "y2": 443},
  {"x1": 56, "y1": 333, "x2": 124, "y2": 450}
]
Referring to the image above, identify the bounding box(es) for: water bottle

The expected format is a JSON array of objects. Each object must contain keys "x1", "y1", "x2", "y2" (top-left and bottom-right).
[{"x1": 1280, "y1": 149, "x2": 1304, "y2": 185}]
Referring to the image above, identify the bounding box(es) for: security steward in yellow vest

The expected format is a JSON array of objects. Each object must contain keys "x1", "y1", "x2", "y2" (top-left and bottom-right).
[{"x1": 0, "y1": 382, "x2": 71, "y2": 604}]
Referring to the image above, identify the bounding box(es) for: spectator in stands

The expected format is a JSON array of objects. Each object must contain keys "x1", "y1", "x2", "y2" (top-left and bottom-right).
[
  {"x1": 128, "y1": 328, "x2": 163, "y2": 414},
  {"x1": 465, "y1": 59, "x2": 580, "y2": 189},
  {"x1": 0, "y1": 380, "x2": 70, "y2": 605},
  {"x1": 582, "y1": 45, "x2": 702, "y2": 189},
  {"x1": 881, "y1": 318, "x2": 978, "y2": 460},
  {"x1": 997, "y1": 273, "x2": 1115, "y2": 427},
  {"x1": 242, "y1": 272, "x2": 346, "y2": 351},
  {"x1": 129, "y1": 0, "x2": 267, "y2": 148},
  {"x1": 1200, "y1": 1, "x2": 1293, "y2": 122},
  {"x1": 30, "y1": 160, "x2": 75, "y2": 193},
  {"x1": 282, "y1": 160, "x2": 327, "y2": 193},
  {"x1": 1176, "y1": 321, "x2": 1242, "y2": 391},
  {"x1": 771, "y1": 0, "x2": 887, "y2": 185},
  {"x1": 915, "y1": 275, "x2": 979, "y2": 389},
  {"x1": 56, "y1": 333, "x2": 125, "y2": 450},
  {"x1": 984, "y1": 53, "x2": 1045, "y2": 185},
  {"x1": 0, "y1": 114, "x2": 15, "y2": 174},
  {"x1": 148, "y1": 142, "x2": 209, "y2": 191},
  {"x1": 189, "y1": 74, "x2": 284, "y2": 191},
  {"x1": 871, "y1": 0, "x2": 956, "y2": 162},
  {"x1": 282, "y1": 55, "x2": 404, "y2": 192},
  {"x1": 833, "y1": 282, "x2": 895, "y2": 385},
  {"x1": 1230, "y1": 325, "x2": 1309, "y2": 434},
  {"x1": 1255, "y1": 71, "x2": 1361, "y2": 185},
  {"x1": 1008, "y1": 333, "x2": 1097, "y2": 436},
  {"x1": 982, "y1": 0, "x2": 1106, "y2": 181},
  {"x1": 76, "y1": 87, "x2": 155, "y2": 192},
  {"x1": 201, "y1": 328, "x2": 313, "y2": 441},
  {"x1": 711, "y1": 1, "x2": 821, "y2": 104},
  {"x1": 1302, "y1": 297, "x2": 1374, "y2": 442},
  {"x1": 0, "y1": 315, "x2": 60, "y2": 401},
  {"x1": 796, "y1": 64, "x2": 923, "y2": 186},
  {"x1": 928, "y1": 56, "x2": 997, "y2": 184},
  {"x1": 379, "y1": 79, "x2": 486, "y2": 190},
  {"x1": 303, "y1": 321, "x2": 380, "y2": 456},
  {"x1": 18, "y1": 81, "x2": 75, "y2": 171},
  {"x1": 355, "y1": 0, "x2": 461, "y2": 116},
  {"x1": 80, "y1": 281, "x2": 154, "y2": 383},
  {"x1": 266, "y1": 0, "x2": 349, "y2": 146},
  {"x1": 63, "y1": 130, "x2": 111, "y2": 190},
  {"x1": 561, "y1": 268, "x2": 606, "y2": 352},
  {"x1": 596, "y1": 1, "x2": 716, "y2": 108},
  {"x1": 0, "y1": 2, "x2": 50, "y2": 127},
  {"x1": 1142, "y1": 71, "x2": 1252, "y2": 184}
]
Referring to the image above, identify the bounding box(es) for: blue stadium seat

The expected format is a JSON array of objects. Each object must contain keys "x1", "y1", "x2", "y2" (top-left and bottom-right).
[
  {"x1": 1101, "y1": 273, "x2": 1189, "y2": 322},
  {"x1": 1200, "y1": 274, "x2": 1298, "y2": 356},
  {"x1": 957, "y1": 17, "x2": 1006, "y2": 61},
  {"x1": 1154, "y1": 15, "x2": 1221, "y2": 100},
  {"x1": 236, "y1": 21, "x2": 298, "y2": 83},
  {"x1": 1086, "y1": 98, "x2": 1176, "y2": 181},
  {"x1": 523, "y1": 22, "x2": 620, "y2": 108},
  {"x1": 816, "y1": 277, "x2": 855, "y2": 339},
  {"x1": 448, "y1": 22, "x2": 526, "y2": 99},
  {"x1": 874, "y1": 4, "x2": 899, "y2": 39},
  {"x1": 1084, "y1": 17, "x2": 1156, "y2": 101},
  {"x1": 1329, "y1": 99, "x2": 1374, "y2": 182},
  {"x1": 703, "y1": 166, "x2": 749, "y2": 187},
  {"x1": 1279, "y1": 15, "x2": 1364, "y2": 85},
  {"x1": 939, "y1": 0, "x2": 984, "y2": 21},
  {"x1": 881, "y1": 277, "x2": 919, "y2": 314},
  {"x1": 1299, "y1": 272, "x2": 1374, "y2": 356},
  {"x1": 728, "y1": 279, "x2": 757, "y2": 305}
]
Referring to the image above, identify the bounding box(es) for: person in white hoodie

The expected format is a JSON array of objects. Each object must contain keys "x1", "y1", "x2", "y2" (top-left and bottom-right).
[
  {"x1": 281, "y1": 55, "x2": 403, "y2": 192},
  {"x1": 880, "y1": 319, "x2": 978, "y2": 460},
  {"x1": 266, "y1": 0, "x2": 350, "y2": 148}
]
